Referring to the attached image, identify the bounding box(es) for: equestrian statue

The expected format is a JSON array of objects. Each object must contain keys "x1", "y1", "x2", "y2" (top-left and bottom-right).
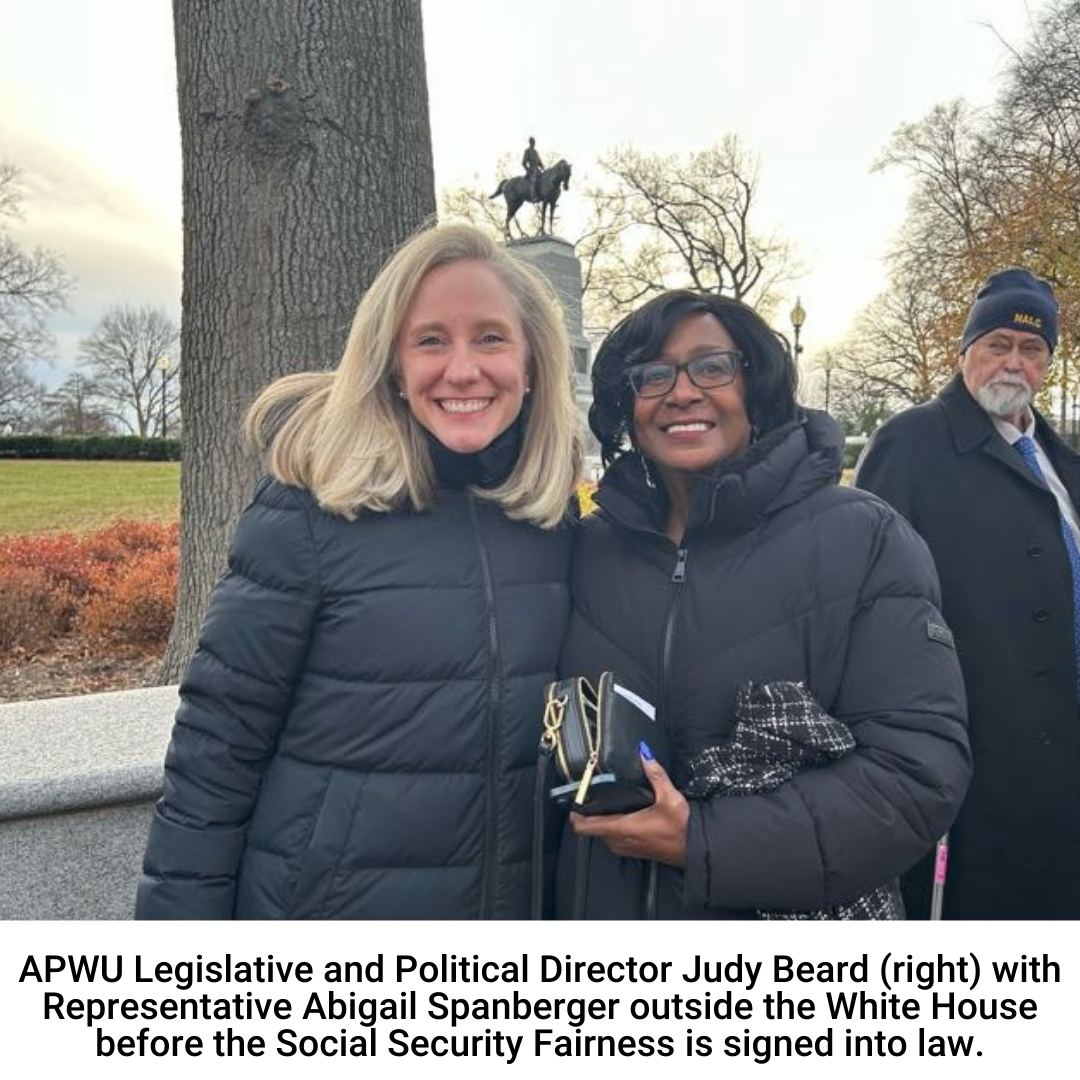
[{"x1": 490, "y1": 140, "x2": 572, "y2": 238}]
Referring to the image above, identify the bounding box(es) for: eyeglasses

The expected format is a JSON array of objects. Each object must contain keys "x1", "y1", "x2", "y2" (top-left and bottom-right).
[{"x1": 626, "y1": 350, "x2": 746, "y2": 398}]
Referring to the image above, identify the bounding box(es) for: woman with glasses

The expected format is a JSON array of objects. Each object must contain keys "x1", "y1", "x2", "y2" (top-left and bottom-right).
[{"x1": 556, "y1": 290, "x2": 970, "y2": 919}]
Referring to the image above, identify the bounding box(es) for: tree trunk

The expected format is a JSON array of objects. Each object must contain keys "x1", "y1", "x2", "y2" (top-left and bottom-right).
[{"x1": 161, "y1": 0, "x2": 435, "y2": 680}]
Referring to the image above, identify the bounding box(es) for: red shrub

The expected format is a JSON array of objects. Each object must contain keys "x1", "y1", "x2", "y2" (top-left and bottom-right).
[
  {"x1": 0, "y1": 532, "x2": 97, "y2": 597},
  {"x1": 0, "y1": 520, "x2": 181, "y2": 655},
  {"x1": 77, "y1": 546, "x2": 179, "y2": 649},
  {"x1": 0, "y1": 565, "x2": 71, "y2": 651},
  {"x1": 82, "y1": 520, "x2": 178, "y2": 563}
]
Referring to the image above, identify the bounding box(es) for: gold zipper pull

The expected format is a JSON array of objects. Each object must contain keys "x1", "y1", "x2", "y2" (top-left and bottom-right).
[{"x1": 574, "y1": 751, "x2": 599, "y2": 806}]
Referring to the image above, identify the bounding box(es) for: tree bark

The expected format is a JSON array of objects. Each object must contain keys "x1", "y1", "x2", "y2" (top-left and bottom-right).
[{"x1": 161, "y1": 0, "x2": 435, "y2": 680}]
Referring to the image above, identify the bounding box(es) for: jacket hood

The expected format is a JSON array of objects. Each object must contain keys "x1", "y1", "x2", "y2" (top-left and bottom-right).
[{"x1": 595, "y1": 407, "x2": 844, "y2": 537}]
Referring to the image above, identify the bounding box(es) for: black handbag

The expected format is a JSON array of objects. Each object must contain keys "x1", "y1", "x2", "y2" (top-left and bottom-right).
[
  {"x1": 531, "y1": 672, "x2": 669, "y2": 918},
  {"x1": 539, "y1": 672, "x2": 667, "y2": 816}
]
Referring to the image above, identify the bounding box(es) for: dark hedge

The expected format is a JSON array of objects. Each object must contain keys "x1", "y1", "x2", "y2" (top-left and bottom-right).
[{"x1": 0, "y1": 435, "x2": 181, "y2": 461}]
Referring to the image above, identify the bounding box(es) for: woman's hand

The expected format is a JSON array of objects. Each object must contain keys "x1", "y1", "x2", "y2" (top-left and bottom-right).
[{"x1": 570, "y1": 754, "x2": 690, "y2": 867}]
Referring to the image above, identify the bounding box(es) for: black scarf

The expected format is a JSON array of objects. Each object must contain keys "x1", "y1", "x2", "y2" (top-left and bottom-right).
[{"x1": 425, "y1": 414, "x2": 524, "y2": 490}]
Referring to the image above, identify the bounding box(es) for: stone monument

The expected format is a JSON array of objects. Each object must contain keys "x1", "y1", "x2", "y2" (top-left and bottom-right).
[{"x1": 507, "y1": 236, "x2": 593, "y2": 445}]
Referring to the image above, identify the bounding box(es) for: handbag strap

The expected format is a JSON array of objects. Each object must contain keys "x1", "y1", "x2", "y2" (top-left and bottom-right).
[
  {"x1": 531, "y1": 680, "x2": 610, "y2": 920},
  {"x1": 531, "y1": 749, "x2": 552, "y2": 919},
  {"x1": 571, "y1": 835, "x2": 592, "y2": 920},
  {"x1": 532, "y1": 685, "x2": 568, "y2": 919}
]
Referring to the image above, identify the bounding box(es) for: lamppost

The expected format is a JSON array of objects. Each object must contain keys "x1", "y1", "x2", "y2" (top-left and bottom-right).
[
  {"x1": 790, "y1": 297, "x2": 806, "y2": 367},
  {"x1": 1072, "y1": 396, "x2": 1079, "y2": 451},
  {"x1": 157, "y1": 357, "x2": 170, "y2": 439},
  {"x1": 823, "y1": 349, "x2": 835, "y2": 414}
]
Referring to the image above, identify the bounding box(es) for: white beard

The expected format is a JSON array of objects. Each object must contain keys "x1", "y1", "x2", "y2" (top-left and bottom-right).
[{"x1": 975, "y1": 378, "x2": 1034, "y2": 420}]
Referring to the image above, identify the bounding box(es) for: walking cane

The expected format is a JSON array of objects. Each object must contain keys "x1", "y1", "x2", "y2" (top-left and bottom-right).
[{"x1": 929, "y1": 833, "x2": 949, "y2": 920}]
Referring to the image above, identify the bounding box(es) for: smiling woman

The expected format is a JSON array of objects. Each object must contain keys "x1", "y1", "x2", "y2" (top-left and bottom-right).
[
  {"x1": 628, "y1": 312, "x2": 752, "y2": 535},
  {"x1": 136, "y1": 222, "x2": 586, "y2": 921},
  {"x1": 556, "y1": 288, "x2": 971, "y2": 920},
  {"x1": 397, "y1": 259, "x2": 531, "y2": 455}
]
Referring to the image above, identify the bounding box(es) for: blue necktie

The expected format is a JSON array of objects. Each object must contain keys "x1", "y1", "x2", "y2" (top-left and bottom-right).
[{"x1": 1015, "y1": 434, "x2": 1080, "y2": 705}]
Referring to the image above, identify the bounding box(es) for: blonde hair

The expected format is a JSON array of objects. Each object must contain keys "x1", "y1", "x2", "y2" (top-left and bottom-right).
[{"x1": 245, "y1": 222, "x2": 584, "y2": 529}]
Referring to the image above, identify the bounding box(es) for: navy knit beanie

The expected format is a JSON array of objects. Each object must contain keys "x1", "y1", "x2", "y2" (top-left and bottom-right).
[{"x1": 960, "y1": 267, "x2": 1058, "y2": 353}]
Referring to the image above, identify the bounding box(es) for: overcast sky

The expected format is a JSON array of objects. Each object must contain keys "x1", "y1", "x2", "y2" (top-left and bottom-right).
[{"x1": 0, "y1": 0, "x2": 1048, "y2": 389}]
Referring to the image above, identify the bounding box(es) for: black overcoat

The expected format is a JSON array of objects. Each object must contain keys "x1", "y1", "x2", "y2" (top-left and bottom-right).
[
  {"x1": 855, "y1": 373, "x2": 1080, "y2": 918},
  {"x1": 137, "y1": 477, "x2": 572, "y2": 919},
  {"x1": 557, "y1": 411, "x2": 970, "y2": 919}
]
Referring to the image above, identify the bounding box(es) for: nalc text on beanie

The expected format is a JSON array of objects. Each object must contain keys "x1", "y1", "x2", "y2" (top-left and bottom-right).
[{"x1": 960, "y1": 267, "x2": 1059, "y2": 354}]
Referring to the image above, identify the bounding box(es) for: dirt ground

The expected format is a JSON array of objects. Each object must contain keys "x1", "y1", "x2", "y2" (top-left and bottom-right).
[{"x1": 0, "y1": 642, "x2": 165, "y2": 703}]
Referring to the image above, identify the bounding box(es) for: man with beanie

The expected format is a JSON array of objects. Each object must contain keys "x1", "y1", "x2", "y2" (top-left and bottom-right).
[{"x1": 856, "y1": 267, "x2": 1080, "y2": 919}]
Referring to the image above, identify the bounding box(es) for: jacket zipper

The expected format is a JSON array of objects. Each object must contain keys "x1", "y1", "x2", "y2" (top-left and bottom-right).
[
  {"x1": 645, "y1": 545, "x2": 688, "y2": 919},
  {"x1": 469, "y1": 495, "x2": 500, "y2": 919},
  {"x1": 661, "y1": 546, "x2": 689, "y2": 726}
]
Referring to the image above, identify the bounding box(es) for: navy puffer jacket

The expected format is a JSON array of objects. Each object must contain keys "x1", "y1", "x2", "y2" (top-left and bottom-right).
[
  {"x1": 137, "y1": 477, "x2": 572, "y2": 919},
  {"x1": 557, "y1": 410, "x2": 971, "y2": 918}
]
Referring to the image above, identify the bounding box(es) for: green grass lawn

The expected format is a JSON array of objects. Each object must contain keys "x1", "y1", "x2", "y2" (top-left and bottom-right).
[
  {"x1": 0, "y1": 459, "x2": 855, "y2": 537},
  {"x1": 0, "y1": 460, "x2": 180, "y2": 536}
]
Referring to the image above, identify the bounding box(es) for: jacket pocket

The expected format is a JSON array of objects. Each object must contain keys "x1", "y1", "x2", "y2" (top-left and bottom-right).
[{"x1": 286, "y1": 769, "x2": 365, "y2": 919}]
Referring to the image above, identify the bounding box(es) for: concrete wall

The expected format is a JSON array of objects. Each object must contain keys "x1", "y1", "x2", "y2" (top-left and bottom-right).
[{"x1": 0, "y1": 686, "x2": 177, "y2": 919}]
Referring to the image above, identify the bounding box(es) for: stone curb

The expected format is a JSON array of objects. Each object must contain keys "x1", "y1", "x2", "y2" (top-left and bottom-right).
[{"x1": 0, "y1": 685, "x2": 178, "y2": 820}]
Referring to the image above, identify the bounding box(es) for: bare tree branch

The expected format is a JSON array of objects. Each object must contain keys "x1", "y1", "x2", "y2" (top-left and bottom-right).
[{"x1": 78, "y1": 305, "x2": 180, "y2": 437}]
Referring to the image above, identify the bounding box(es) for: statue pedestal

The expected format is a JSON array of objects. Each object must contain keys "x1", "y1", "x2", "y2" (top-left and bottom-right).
[{"x1": 506, "y1": 236, "x2": 593, "y2": 440}]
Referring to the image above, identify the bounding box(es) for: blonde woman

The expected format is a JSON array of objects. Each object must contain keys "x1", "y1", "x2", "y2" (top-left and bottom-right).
[{"x1": 137, "y1": 223, "x2": 584, "y2": 919}]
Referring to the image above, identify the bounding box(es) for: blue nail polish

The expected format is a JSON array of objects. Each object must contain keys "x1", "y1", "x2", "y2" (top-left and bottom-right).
[{"x1": 639, "y1": 740, "x2": 654, "y2": 761}]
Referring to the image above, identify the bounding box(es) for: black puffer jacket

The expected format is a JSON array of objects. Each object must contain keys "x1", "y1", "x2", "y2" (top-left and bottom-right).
[
  {"x1": 557, "y1": 411, "x2": 971, "y2": 918},
  {"x1": 137, "y1": 477, "x2": 572, "y2": 919}
]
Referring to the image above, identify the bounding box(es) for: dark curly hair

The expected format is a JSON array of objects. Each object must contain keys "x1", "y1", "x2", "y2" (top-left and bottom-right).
[{"x1": 589, "y1": 290, "x2": 799, "y2": 467}]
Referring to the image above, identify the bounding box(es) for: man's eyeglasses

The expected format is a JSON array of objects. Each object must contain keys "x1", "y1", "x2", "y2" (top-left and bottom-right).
[{"x1": 626, "y1": 350, "x2": 746, "y2": 398}]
